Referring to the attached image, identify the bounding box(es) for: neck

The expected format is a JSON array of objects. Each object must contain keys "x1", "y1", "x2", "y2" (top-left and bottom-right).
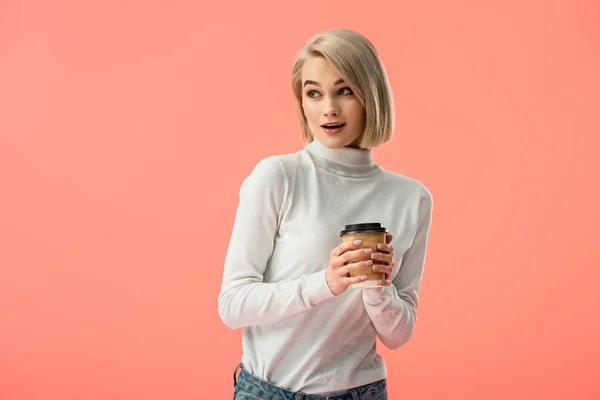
[{"x1": 305, "y1": 137, "x2": 378, "y2": 177}]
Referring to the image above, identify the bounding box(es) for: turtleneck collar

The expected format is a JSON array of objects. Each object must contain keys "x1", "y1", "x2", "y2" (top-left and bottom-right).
[
  {"x1": 306, "y1": 137, "x2": 374, "y2": 167},
  {"x1": 304, "y1": 137, "x2": 379, "y2": 177}
]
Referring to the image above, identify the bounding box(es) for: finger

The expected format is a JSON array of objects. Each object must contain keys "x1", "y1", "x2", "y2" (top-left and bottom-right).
[
  {"x1": 343, "y1": 274, "x2": 368, "y2": 285},
  {"x1": 332, "y1": 239, "x2": 363, "y2": 257},
  {"x1": 376, "y1": 242, "x2": 393, "y2": 254},
  {"x1": 377, "y1": 279, "x2": 393, "y2": 287},
  {"x1": 372, "y1": 264, "x2": 393, "y2": 277},
  {"x1": 385, "y1": 233, "x2": 393, "y2": 245},
  {"x1": 340, "y1": 259, "x2": 373, "y2": 276},
  {"x1": 370, "y1": 252, "x2": 394, "y2": 265},
  {"x1": 339, "y1": 247, "x2": 373, "y2": 265}
]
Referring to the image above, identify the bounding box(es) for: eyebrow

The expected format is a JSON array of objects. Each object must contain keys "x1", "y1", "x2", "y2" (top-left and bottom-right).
[{"x1": 303, "y1": 78, "x2": 345, "y2": 87}]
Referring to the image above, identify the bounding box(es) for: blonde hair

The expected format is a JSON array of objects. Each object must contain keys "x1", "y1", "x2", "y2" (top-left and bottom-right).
[{"x1": 292, "y1": 29, "x2": 394, "y2": 148}]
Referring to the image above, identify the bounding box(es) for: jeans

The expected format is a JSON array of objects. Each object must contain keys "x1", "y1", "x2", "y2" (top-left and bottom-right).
[{"x1": 233, "y1": 363, "x2": 388, "y2": 400}]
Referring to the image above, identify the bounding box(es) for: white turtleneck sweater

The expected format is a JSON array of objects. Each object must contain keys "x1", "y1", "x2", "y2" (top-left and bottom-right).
[{"x1": 218, "y1": 138, "x2": 433, "y2": 395}]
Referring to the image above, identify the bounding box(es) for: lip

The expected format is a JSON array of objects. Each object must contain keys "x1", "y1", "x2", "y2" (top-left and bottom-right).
[
  {"x1": 322, "y1": 124, "x2": 345, "y2": 136},
  {"x1": 320, "y1": 122, "x2": 345, "y2": 127}
]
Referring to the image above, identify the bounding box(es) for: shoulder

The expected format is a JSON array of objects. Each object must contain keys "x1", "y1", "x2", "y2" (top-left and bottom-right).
[
  {"x1": 241, "y1": 156, "x2": 286, "y2": 193},
  {"x1": 249, "y1": 149, "x2": 304, "y2": 178},
  {"x1": 248, "y1": 156, "x2": 285, "y2": 179},
  {"x1": 241, "y1": 146, "x2": 318, "y2": 193},
  {"x1": 249, "y1": 147, "x2": 311, "y2": 183},
  {"x1": 380, "y1": 168, "x2": 433, "y2": 208},
  {"x1": 241, "y1": 150, "x2": 304, "y2": 195}
]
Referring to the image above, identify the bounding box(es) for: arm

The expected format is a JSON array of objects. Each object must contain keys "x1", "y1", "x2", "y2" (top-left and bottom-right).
[
  {"x1": 362, "y1": 186, "x2": 433, "y2": 349},
  {"x1": 217, "y1": 157, "x2": 335, "y2": 330}
]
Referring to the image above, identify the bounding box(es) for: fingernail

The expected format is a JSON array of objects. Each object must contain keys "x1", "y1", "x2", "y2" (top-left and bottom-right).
[
  {"x1": 361, "y1": 275, "x2": 368, "y2": 280},
  {"x1": 378, "y1": 243, "x2": 385, "y2": 249},
  {"x1": 364, "y1": 260, "x2": 373, "y2": 265},
  {"x1": 373, "y1": 265, "x2": 380, "y2": 270},
  {"x1": 353, "y1": 240, "x2": 362, "y2": 245},
  {"x1": 371, "y1": 253, "x2": 379, "y2": 259},
  {"x1": 364, "y1": 248, "x2": 372, "y2": 254}
]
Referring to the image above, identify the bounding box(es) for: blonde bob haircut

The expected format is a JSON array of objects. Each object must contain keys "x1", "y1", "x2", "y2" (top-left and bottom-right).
[{"x1": 292, "y1": 29, "x2": 394, "y2": 149}]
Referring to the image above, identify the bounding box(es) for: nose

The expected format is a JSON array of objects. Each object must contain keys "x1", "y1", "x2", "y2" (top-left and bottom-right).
[{"x1": 323, "y1": 97, "x2": 339, "y2": 117}]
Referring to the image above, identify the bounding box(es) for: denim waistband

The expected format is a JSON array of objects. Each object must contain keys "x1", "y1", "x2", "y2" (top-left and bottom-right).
[{"x1": 233, "y1": 363, "x2": 387, "y2": 400}]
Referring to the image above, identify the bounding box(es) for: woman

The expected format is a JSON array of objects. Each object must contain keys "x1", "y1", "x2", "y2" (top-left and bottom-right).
[{"x1": 218, "y1": 29, "x2": 433, "y2": 399}]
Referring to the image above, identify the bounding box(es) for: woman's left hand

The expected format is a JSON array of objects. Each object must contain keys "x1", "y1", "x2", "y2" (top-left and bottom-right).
[{"x1": 371, "y1": 233, "x2": 395, "y2": 287}]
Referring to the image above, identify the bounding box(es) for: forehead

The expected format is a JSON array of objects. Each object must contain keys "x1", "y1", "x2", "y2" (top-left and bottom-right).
[{"x1": 301, "y1": 57, "x2": 342, "y2": 83}]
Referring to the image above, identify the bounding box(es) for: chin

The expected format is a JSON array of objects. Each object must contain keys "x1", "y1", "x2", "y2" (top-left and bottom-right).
[{"x1": 315, "y1": 134, "x2": 358, "y2": 149}]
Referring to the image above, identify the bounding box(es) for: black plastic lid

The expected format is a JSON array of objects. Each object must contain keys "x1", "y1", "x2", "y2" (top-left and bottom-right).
[{"x1": 340, "y1": 222, "x2": 387, "y2": 236}]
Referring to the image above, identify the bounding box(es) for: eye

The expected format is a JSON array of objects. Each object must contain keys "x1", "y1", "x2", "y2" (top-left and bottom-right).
[
  {"x1": 306, "y1": 90, "x2": 320, "y2": 98},
  {"x1": 339, "y1": 87, "x2": 353, "y2": 95}
]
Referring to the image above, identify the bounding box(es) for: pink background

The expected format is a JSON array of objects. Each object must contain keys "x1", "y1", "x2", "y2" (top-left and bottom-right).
[{"x1": 1, "y1": 0, "x2": 599, "y2": 398}]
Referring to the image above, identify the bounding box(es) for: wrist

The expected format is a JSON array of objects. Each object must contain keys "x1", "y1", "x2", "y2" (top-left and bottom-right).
[
  {"x1": 325, "y1": 269, "x2": 334, "y2": 295},
  {"x1": 325, "y1": 268, "x2": 341, "y2": 296}
]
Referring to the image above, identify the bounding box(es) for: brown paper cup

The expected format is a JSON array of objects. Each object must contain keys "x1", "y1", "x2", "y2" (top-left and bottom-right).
[{"x1": 340, "y1": 223, "x2": 387, "y2": 289}]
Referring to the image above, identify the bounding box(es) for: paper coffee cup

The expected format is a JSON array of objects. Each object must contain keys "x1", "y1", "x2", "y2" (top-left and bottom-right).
[{"x1": 340, "y1": 223, "x2": 388, "y2": 289}]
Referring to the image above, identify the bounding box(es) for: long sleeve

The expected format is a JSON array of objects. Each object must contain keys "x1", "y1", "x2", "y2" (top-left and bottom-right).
[
  {"x1": 362, "y1": 186, "x2": 433, "y2": 349},
  {"x1": 218, "y1": 157, "x2": 335, "y2": 330}
]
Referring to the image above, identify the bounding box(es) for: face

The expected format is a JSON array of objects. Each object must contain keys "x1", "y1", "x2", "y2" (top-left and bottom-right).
[{"x1": 301, "y1": 57, "x2": 366, "y2": 149}]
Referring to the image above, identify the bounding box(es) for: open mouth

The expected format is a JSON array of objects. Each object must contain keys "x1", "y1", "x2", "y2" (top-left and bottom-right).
[
  {"x1": 321, "y1": 123, "x2": 346, "y2": 129},
  {"x1": 321, "y1": 123, "x2": 346, "y2": 135}
]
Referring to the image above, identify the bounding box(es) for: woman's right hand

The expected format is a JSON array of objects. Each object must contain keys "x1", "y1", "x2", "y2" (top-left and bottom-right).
[{"x1": 325, "y1": 239, "x2": 373, "y2": 296}]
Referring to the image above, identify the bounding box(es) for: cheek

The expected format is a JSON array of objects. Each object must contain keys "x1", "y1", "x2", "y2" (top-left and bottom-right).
[
  {"x1": 302, "y1": 101, "x2": 320, "y2": 123},
  {"x1": 347, "y1": 102, "x2": 366, "y2": 125}
]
